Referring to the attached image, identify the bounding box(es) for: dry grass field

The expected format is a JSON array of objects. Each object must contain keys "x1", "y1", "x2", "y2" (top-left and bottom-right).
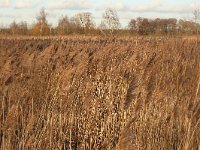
[{"x1": 0, "y1": 36, "x2": 199, "y2": 150}]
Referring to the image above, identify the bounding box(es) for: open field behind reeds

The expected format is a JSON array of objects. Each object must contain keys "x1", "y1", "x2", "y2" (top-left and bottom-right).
[{"x1": 0, "y1": 36, "x2": 199, "y2": 150}]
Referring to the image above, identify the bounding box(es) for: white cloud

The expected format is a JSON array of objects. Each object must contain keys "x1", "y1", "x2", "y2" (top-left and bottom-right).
[
  {"x1": 48, "y1": 0, "x2": 92, "y2": 10},
  {"x1": 96, "y1": 0, "x2": 193, "y2": 14},
  {"x1": 0, "y1": 0, "x2": 11, "y2": 7},
  {"x1": 96, "y1": 2, "x2": 126, "y2": 11},
  {"x1": 155, "y1": 3, "x2": 193, "y2": 13},
  {"x1": 15, "y1": 0, "x2": 38, "y2": 9}
]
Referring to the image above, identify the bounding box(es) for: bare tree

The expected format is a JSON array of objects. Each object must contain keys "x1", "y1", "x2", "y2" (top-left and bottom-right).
[
  {"x1": 102, "y1": 8, "x2": 120, "y2": 36},
  {"x1": 73, "y1": 12, "x2": 95, "y2": 34},
  {"x1": 10, "y1": 21, "x2": 18, "y2": 35},
  {"x1": 136, "y1": 17, "x2": 150, "y2": 35},
  {"x1": 18, "y1": 21, "x2": 28, "y2": 35},
  {"x1": 77, "y1": 13, "x2": 94, "y2": 28},
  {"x1": 57, "y1": 15, "x2": 70, "y2": 35},
  {"x1": 37, "y1": 8, "x2": 47, "y2": 24},
  {"x1": 70, "y1": 16, "x2": 82, "y2": 34},
  {"x1": 167, "y1": 18, "x2": 177, "y2": 34},
  {"x1": 32, "y1": 8, "x2": 50, "y2": 35},
  {"x1": 193, "y1": 8, "x2": 200, "y2": 35},
  {"x1": 128, "y1": 19, "x2": 137, "y2": 34},
  {"x1": 98, "y1": 21, "x2": 107, "y2": 36}
]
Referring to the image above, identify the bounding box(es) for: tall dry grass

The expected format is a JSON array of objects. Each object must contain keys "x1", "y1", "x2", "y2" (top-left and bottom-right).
[{"x1": 0, "y1": 36, "x2": 199, "y2": 150}]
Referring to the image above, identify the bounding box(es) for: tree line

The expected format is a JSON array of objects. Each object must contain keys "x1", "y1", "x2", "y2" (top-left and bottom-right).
[{"x1": 0, "y1": 8, "x2": 200, "y2": 36}]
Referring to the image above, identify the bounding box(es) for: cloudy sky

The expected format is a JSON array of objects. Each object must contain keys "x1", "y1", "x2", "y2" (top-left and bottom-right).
[{"x1": 0, "y1": 0, "x2": 199, "y2": 27}]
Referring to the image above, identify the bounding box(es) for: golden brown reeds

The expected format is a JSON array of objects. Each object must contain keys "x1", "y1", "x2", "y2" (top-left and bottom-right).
[{"x1": 0, "y1": 36, "x2": 199, "y2": 150}]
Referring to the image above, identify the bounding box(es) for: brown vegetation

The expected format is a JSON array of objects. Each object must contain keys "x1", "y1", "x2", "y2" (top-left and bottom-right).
[
  {"x1": 0, "y1": 36, "x2": 199, "y2": 149},
  {"x1": 0, "y1": 8, "x2": 200, "y2": 36}
]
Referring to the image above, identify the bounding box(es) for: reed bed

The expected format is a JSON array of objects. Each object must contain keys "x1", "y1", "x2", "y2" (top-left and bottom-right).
[{"x1": 0, "y1": 37, "x2": 199, "y2": 150}]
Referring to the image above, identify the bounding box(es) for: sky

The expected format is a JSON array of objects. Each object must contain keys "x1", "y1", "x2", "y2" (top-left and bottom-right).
[{"x1": 0, "y1": 0, "x2": 199, "y2": 27}]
